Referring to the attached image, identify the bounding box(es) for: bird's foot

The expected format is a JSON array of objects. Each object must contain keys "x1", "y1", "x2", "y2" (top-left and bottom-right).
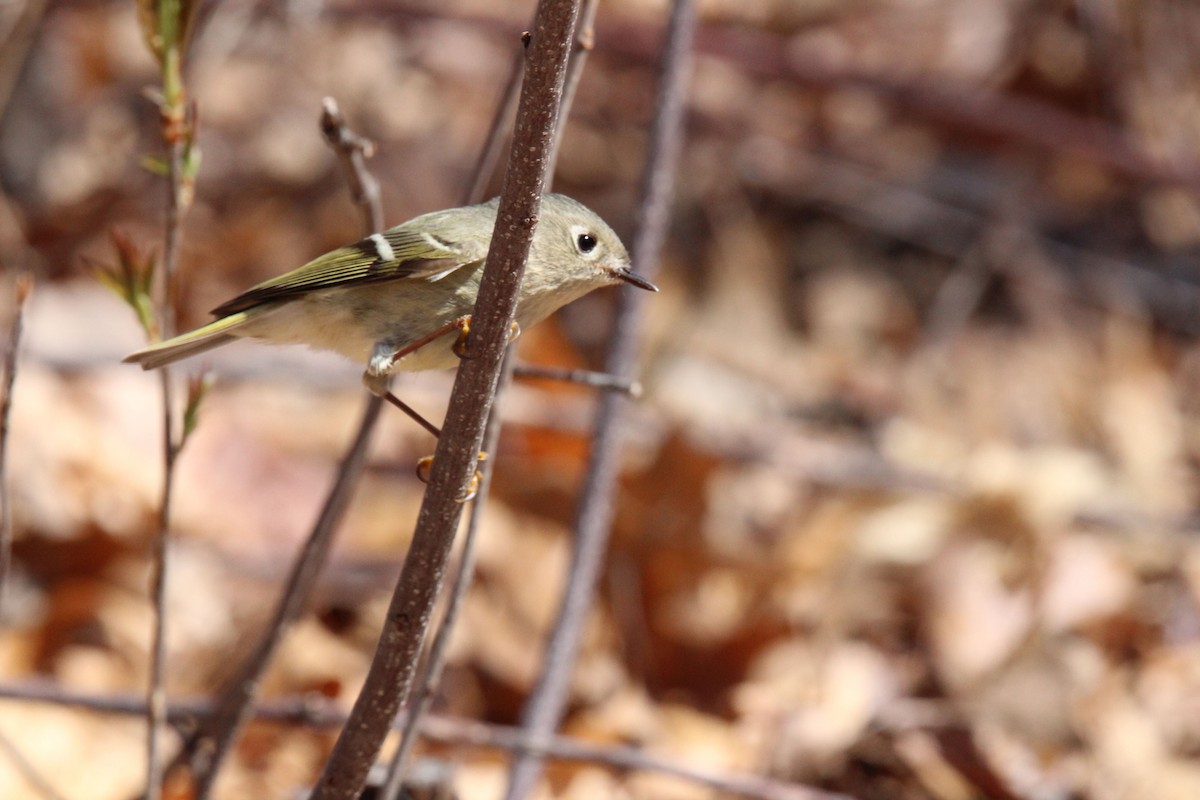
[
  {"x1": 416, "y1": 451, "x2": 489, "y2": 502},
  {"x1": 452, "y1": 318, "x2": 521, "y2": 360}
]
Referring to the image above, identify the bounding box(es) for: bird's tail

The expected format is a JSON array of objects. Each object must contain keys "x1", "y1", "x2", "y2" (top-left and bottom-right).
[{"x1": 123, "y1": 311, "x2": 252, "y2": 370}]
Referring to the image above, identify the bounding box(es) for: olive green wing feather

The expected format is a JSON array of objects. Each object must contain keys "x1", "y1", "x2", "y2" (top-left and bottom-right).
[{"x1": 212, "y1": 225, "x2": 487, "y2": 316}]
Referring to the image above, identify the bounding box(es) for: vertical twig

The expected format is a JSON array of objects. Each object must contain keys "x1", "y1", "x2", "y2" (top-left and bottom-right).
[
  {"x1": 145, "y1": 0, "x2": 198, "y2": 788},
  {"x1": 309, "y1": 1, "x2": 582, "y2": 797},
  {"x1": 379, "y1": 7, "x2": 597, "y2": 794},
  {"x1": 145, "y1": 152, "x2": 181, "y2": 800},
  {"x1": 504, "y1": 0, "x2": 694, "y2": 796},
  {"x1": 0, "y1": 275, "x2": 31, "y2": 610},
  {"x1": 377, "y1": 31, "x2": 545, "y2": 798},
  {"x1": 178, "y1": 101, "x2": 388, "y2": 800}
]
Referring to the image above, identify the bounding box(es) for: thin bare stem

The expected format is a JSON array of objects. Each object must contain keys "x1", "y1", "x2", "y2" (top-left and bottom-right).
[
  {"x1": 181, "y1": 102, "x2": 388, "y2": 800},
  {"x1": 420, "y1": 715, "x2": 856, "y2": 800},
  {"x1": 146, "y1": 373, "x2": 176, "y2": 800},
  {"x1": 384, "y1": 391, "x2": 442, "y2": 438},
  {"x1": 309, "y1": 2, "x2": 582, "y2": 796},
  {"x1": 379, "y1": 353, "x2": 511, "y2": 800},
  {"x1": 146, "y1": 93, "x2": 191, "y2": 800},
  {"x1": 544, "y1": 0, "x2": 597, "y2": 183},
  {"x1": 380, "y1": 6, "x2": 598, "y2": 791},
  {"x1": 377, "y1": 36, "x2": 542, "y2": 789},
  {"x1": 0, "y1": 683, "x2": 856, "y2": 800},
  {"x1": 465, "y1": 54, "x2": 524, "y2": 206},
  {"x1": 320, "y1": 97, "x2": 384, "y2": 233},
  {"x1": 513, "y1": 362, "x2": 641, "y2": 396},
  {"x1": 0, "y1": 275, "x2": 31, "y2": 610},
  {"x1": 504, "y1": 0, "x2": 694, "y2": 796}
]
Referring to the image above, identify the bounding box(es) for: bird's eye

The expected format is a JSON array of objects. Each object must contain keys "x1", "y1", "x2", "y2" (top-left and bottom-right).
[{"x1": 576, "y1": 232, "x2": 598, "y2": 254}]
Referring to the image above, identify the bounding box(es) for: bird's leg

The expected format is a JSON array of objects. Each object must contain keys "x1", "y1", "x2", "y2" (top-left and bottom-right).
[
  {"x1": 367, "y1": 316, "x2": 473, "y2": 377},
  {"x1": 361, "y1": 369, "x2": 443, "y2": 439},
  {"x1": 365, "y1": 337, "x2": 489, "y2": 499}
]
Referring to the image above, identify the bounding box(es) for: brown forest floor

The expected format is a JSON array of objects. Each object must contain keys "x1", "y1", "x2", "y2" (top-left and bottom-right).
[{"x1": 4, "y1": 1, "x2": 1200, "y2": 798}]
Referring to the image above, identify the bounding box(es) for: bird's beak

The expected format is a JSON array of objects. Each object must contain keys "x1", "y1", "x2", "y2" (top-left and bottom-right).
[{"x1": 612, "y1": 266, "x2": 659, "y2": 292}]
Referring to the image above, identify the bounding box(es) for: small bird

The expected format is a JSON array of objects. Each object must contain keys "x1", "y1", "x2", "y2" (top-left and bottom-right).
[{"x1": 124, "y1": 194, "x2": 657, "y2": 399}]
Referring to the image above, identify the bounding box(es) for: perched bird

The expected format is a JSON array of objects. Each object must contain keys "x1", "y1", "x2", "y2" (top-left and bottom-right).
[{"x1": 124, "y1": 193, "x2": 657, "y2": 398}]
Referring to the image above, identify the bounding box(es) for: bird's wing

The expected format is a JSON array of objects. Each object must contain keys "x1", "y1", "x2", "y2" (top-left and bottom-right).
[{"x1": 212, "y1": 225, "x2": 487, "y2": 316}]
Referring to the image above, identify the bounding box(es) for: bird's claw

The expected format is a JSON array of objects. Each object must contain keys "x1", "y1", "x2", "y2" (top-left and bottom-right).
[
  {"x1": 452, "y1": 319, "x2": 522, "y2": 360},
  {"x1": 415, "y1": 452, "x2": 489, "y2": 502},
  {"x1": 451, "y1": 317, "x2": 473, "y2": 360}
]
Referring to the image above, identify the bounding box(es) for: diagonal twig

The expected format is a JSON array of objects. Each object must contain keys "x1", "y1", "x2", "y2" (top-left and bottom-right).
[
  {"x1": 179, "y1": 100, "x2": 389, "y2": 800},
  {"x1": 320, "y1": 97, "x2": 384, "y2": 234},
  {"x1": 378, "y1": 36, "x2": 538, "y2": 799},
  {"x1": 380, "y1": 6, "x2": 601, "y2": 793},
  {"x1": 309, "y1": 1, "x2": 583, "y2": 796},
  {"x1": 377, "y1": 354, "x2": 509, "y2": 800},
  {"x1": 504, "y1": 0, "x2": 694, "y2": 796},
  {"x1": 543, "y1": 0, "x2": 598, "y2": 185},
  {"x1": 465, "y1": 51, "x2": 524, "y2": 205}
]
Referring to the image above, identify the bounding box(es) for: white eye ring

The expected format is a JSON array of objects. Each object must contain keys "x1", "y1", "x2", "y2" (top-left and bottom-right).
[{"x1": 571, "y1": 225, "x2": 600, "y2": 257}]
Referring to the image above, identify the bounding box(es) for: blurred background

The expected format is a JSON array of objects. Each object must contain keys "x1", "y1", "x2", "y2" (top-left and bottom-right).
[{"x1": 4, "y1": 0, "x2": 1200, "y2": 797}]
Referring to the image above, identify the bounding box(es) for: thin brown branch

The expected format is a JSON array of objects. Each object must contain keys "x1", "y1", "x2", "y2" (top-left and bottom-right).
[
  {"x1": 0, "y1": 683, "x2": 856, "y2": 800},
  {"x1": 320, "y1": 97, "x2": 384, "y2": 233},
  {"x1": 504, "y1": 0, "x2": 693, "y2": 796},
  {"x1": 181, "y1": 102, "x2": 388, "y2": 800},
  {"x1": 512, "y1": 363, "x2": 641, "y2": 396},
  {"x1": 378, "y1": 26, "x2": 548, "y2": 790},
  {"x1": 465, "y1": 53, "x2": 524, "y2": 206},
  {"x1": 0, "y1": 274, "x2": 31, "y2": 609},
  {"x1": 422, "y1": 717, "x2": 855, "y2": 800},
  {"x1": 380, "y1": 5, "x2": 600, "y2": 791},
  {"x1": 309, "y1": 1, "x2": 582, "y2": 796},
  {"x1": 188, "y1": 401, "x2": 386, "y2": 798},
  {"x1": 378, "y1": 354, "x2": 509, "y2": 800},
  {"x1": 543, "y1": 0, "x2": 595, "y2": 185},
  {"x1": 146, "y1": 93, "x2": 191, "y2": 800}
]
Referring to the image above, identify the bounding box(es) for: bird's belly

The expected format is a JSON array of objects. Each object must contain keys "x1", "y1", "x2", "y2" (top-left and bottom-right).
[
  {"x1": 233, "y1": 275, "x2": 590, "y2": 375},
  {"x1": 235, "y1": 289, "x2": 467, "y2": 372}
]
